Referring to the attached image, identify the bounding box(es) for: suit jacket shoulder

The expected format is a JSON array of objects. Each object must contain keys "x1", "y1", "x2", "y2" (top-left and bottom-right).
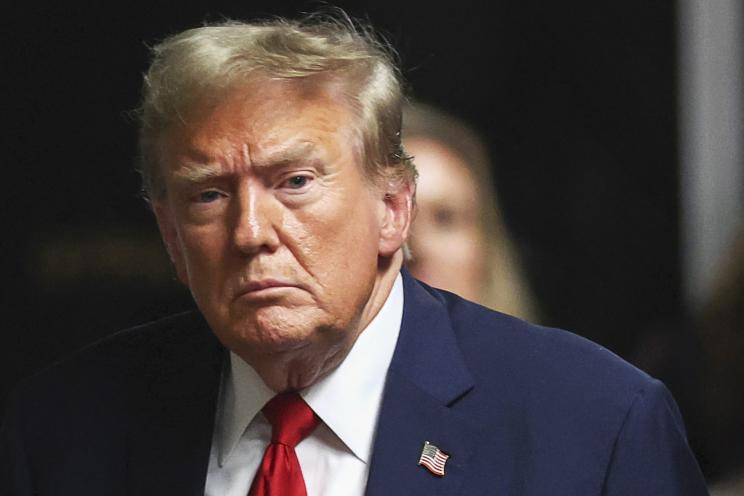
[
  {"x1": 1, "y1": 310, "x2": 224, "y2": 496},
  {"x1": 441, "y1": 286, "x2": 655, "y2": 425},
  {"x1": 365, "y1": 272, "x2": 708, "y2": 495}
]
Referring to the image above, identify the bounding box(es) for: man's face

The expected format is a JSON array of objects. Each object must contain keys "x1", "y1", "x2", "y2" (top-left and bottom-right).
[{"x1": 153, "y1": 79, "x2": 410, "y2": 368}]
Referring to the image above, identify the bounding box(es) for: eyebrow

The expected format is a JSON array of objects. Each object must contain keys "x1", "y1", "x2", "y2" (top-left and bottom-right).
[
  {"x1": 172, "y1": 162, "x2": 225, "y2": 183},
  {"x1": 172, "y1": 141, "x2": 320, "y2": 183},
  {"x1": 252, "y1": 141, "x2": 318, "y2": 168}
]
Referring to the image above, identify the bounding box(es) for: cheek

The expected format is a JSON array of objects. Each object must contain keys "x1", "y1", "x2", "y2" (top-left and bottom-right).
[
  {"x1": 288, "y1": 195, "x2": 380, "y2": 298},
  {"x1": 436, "y1": 235, "x2": 482, "y2": 280},
  {"x1": 418, "y1": 224, "x2": 486, "y2": 290},
  {"x1": 449, "y1": 229, "x2": 485, "y2": 265},
  {"x1": 291, "y1": 190, "x2": 380, "y2": 262},
  {"x1": 178, "y1": 224, "x2": 230, "y2": 285}
]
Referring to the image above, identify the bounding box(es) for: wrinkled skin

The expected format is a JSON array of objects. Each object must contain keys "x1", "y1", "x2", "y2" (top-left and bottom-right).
[{"x1": 153, "y1": 78, "x2": 413, "y2": 391}]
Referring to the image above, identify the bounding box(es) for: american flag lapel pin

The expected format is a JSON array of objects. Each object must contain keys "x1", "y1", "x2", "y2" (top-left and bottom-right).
[{"x1": 418, "y1": 441, "x2": 450, "y2": 477}]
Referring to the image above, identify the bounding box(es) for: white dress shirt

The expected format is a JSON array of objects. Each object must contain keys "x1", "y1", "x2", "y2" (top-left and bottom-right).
[{"x1": 205, "y1": 274, "x2": 404, "y2": 496}]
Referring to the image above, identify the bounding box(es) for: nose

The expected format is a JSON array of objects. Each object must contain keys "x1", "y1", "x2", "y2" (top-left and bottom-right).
[{"x1": 232, "y1": 182, "x2": 281, "y2": 255}]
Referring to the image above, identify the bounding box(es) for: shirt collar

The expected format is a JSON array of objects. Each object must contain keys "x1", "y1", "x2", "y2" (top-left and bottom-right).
[
  {"x1": 215, "y1": 347, "x2": 275, "y2": 466},
  {"x1": 215, "y1": 273, "x2": 404, "y2": 466}
]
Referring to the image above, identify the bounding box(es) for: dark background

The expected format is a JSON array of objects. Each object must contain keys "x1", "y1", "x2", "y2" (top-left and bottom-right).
[{"x1": 4, "y1": 0, "x2": 715, "y2": 477}]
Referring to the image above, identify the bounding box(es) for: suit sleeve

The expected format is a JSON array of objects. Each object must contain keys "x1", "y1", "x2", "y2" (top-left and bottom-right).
[
  {"x1": 0, "y1": 389, "x2": 34, "y2": 496},
  {"x1": 602, "y1": 379, "x2": 709, "y2": 495}
]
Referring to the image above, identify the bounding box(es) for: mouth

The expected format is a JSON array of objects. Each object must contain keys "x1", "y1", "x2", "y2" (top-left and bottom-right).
[{"x1": 235, "y1": 279, "x2": 301, "y2": 300}]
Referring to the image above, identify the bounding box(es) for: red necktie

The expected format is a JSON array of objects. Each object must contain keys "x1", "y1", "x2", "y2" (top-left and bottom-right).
[{"x1": 249, "y1": 392, "x2": 320, "y2": 496}]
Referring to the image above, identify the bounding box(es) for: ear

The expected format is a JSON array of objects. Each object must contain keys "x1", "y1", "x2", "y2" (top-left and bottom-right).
[
  {"x1": 378, "y1": 180, "x2": 415, "y2": 257},
  {"x1": 152, "y1": 201, "x2": 189, "y2": 285}
]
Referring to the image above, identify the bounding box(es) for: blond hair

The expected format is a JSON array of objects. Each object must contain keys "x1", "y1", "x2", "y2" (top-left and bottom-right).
[{"x1": 138, "y1": 14, "x2": 414, "y2": 200}]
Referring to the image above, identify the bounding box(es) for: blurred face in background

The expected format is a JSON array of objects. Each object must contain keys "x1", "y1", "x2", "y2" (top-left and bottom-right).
[{"x1": 405, "y1": 137, "x2": 486, "y2": 301}]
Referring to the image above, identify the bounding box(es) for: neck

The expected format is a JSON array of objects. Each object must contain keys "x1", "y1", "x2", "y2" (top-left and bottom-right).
[{"x1": 242, "y1": 252, "x2": 403, "y2": 392}]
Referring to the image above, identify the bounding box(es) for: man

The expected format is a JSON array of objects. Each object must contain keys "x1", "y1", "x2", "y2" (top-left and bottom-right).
[{"x1": 1, "y1": 15, "x2": 708, "y2": 496}]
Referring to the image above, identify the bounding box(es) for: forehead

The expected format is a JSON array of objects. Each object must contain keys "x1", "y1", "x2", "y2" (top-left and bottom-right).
[
  {"x1": 159, "y1": 77, "x2": 360, "y2": 170},
  {"x1": 405, "y1": 138, "x2": 479, "y2": 202}
]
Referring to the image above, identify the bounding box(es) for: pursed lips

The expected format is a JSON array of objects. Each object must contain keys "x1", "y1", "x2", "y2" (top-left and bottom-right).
[{"x1": 234, "y1": 279, "x2": 302, "y2": 298}]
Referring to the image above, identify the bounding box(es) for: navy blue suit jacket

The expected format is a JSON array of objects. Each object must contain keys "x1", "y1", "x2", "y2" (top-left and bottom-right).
[{"x1": 1, "y1": 271, "x2": 708, "y2": 494}]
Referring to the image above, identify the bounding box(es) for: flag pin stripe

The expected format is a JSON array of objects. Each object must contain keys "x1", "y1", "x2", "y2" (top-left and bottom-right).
[{"x1": 418, "y1": 441, "x2": 450, "y2": 476}]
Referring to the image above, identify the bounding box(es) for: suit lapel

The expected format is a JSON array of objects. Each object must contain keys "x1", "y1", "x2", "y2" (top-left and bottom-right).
[
  {"x1": 126, "y1": 312, "x2": 224, "y2": 495},
  {"x1": 366, "y1": 271, "x2": 484, "y2": 496}
]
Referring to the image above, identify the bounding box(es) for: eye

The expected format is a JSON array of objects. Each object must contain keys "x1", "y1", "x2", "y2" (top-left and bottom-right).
[
  {"x1": 433, "y1": 207, "x2": 457, "y2": 229},
  {"x1": 282, "y1": 175, "x2": 312, "y2": 190},
  {"x1": 195, "y1": 190, "x2": 224, "y2": 203}
]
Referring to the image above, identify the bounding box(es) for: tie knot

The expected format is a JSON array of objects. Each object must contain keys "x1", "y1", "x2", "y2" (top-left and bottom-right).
[{"x1": 262, "y1": 392, "x2": 319, "y2": 447}]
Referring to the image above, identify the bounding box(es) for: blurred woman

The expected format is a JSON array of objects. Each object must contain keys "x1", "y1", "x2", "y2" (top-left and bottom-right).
[{"x1": 403, "y1": 102, "x2": 538, "y2": 321}]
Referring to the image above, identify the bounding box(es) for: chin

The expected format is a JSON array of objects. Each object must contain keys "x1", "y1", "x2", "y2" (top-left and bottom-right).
[{"x1": 229, "y1": 309, "x2": 328, "y2": 351}]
